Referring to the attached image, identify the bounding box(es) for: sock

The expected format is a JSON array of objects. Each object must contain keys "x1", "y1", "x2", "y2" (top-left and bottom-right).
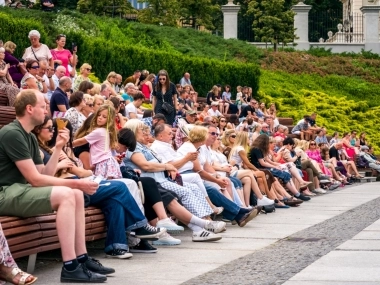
[
  {"x1": 63, "y1": 259, "x2": 79, "y2": 271},
  {"x1": 295, "y1": 193, "x2": 300, "y2": 197},
  {"x1": 77, "y1": 253, "x2": 89, "y2": 263},
  {"x1": 190, "y1": 215, "x2": 207, "y2": 228},
  {"x1": 187, "y1": 222, "x2": 203, "y2": 233},
  {"x1": 234, "y1": 208, "x2": 250, "y2": 222}
]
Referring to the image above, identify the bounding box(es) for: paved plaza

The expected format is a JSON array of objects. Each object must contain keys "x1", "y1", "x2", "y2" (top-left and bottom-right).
[{"x1": 18, "y1": 182, "x2": 380, "y2": 284}]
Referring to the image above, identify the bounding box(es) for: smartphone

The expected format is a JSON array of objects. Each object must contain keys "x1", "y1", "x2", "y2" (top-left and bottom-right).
[{"x1": 72, "y1": 42, "x2": 77, "y2": 52}]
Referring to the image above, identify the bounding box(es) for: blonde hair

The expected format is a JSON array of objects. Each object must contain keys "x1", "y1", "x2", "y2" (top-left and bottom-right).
[
  {"x1": 90, "y1": 83, "x2": 101, "y2": 96},
  {"x1": 83, "y1": 94, "x2": 94, "y2": 104},
  {"x1": 106, "y1": 71, "x2": 117, "y2": 82},
  {"x1": 124, "y1": 118, "x2": 145, "y2": 137},
  {"x1": 90, "y1": 104, "x2": 118, "y2": 149},
  {"x1": 188, "y1": 126, "x2": 208, "y2": 144},
  {"x1": 221, "y1": 129, "x2": 236, "y2": 147},
  {"x1": 209, "y1": 85, "x2": 219, "y2": 95},
  {"x1": 4, "y1": 41, "x2": 16, "y2": 53},
  {"x1": 80, "y1": 63, "x2": 92, "y2": 74},
  {"x1": 229, "y1": 131, "x2": 249, "y2": 161},
  {"x1": 93, "y1": 94, "x2": 104, "y2": 104}
]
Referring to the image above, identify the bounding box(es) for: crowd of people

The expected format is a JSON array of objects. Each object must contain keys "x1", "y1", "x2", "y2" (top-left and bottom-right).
[{"x1": 0, "y1": 31, "x2": 377, "y2": 284}]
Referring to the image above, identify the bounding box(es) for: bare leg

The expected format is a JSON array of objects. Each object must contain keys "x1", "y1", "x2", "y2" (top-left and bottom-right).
[
  {"x1": 50, "y1": 187, "x2": 79, "y2": 261},
  {"x1": 240, "y1": 176, "x2": 251, "y2": 207},
  {"x1": 254, "y1": 171, "x2": 277, "y2": 200},
  {"x1": 224, "y1": 103, "x2": 229, "y2": 114},
  {"x1": 152, "y1": 201, "x2": 168, "y2": 220}
]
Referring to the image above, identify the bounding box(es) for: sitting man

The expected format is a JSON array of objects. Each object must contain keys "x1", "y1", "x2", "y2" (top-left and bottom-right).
[
  {"x1": 140, "y1": 113, "x2": 166, "y2": 136},
  {"x1": 0, "y1": 89, "x2": 111, "y2": 283},
  {"x1": 238, "y1": 100, "x2": 258, "y2": 122},
  {"x1": 291, "y1": 115, "x2": 313, "y2": 140},
  {"x1": 207, "y1": 101, "x2": 222, "y2": 118},
  {"x1": 125, "y1": 92, "x2": 144, "y2": 119},
  {"x1": 174, "y1": 109, "x2": 197, "y2": 149},
  {"x1": 360, "y1": 145, "x2": 380, "y2": 173}
]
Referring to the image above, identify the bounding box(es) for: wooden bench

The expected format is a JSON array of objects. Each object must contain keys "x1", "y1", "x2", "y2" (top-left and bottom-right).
[{"x1": 1, "y1": 207, "x2": 107, "y2": 273}]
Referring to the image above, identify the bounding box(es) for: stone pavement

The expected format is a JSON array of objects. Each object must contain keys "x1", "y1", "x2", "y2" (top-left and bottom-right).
[{"x1": 19, "y1": 182, "x2": 380, "y2": 284}]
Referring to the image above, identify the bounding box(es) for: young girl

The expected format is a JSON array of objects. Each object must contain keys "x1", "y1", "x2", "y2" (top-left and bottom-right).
[
  {"x1": 235, "y1": 86, "x2": 242, "y2": 116},
  {"x1": 73, "y1": 105, "x2": 122, "y2": 179}
]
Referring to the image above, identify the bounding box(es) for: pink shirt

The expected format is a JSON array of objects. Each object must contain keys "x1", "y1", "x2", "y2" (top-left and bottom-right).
[
  {"x1": 306, "y1": 149, "x2": 322, "y2": 163},
  {"x1": 85, "y1": 128, "x2": 113, "y2": 164},
  {"x1": 50, "y1": 49, "x2": 72, "y2": 76}
]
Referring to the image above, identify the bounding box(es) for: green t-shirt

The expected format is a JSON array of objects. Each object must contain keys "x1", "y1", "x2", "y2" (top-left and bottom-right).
[{"x1": 0, "y1": 120, "x2": 43, "y2": 187}]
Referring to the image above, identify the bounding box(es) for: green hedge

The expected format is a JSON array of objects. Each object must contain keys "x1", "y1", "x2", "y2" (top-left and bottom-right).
[{"x1": 0, "y1": 10, "x2": 261, "y2": 97}]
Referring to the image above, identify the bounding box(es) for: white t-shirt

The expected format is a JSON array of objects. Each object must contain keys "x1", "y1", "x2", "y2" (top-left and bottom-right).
[
  {"x1": 207, "y1": 108, "x2": 222, "y2": 117},
  {"x1": 46, "y1": 74, "x2": 59, "y2": 101},
  {"x1": 125, "y1": 102, "x2": 143, "y2": 119},
  {"x1": 176, "y1": 142, "x2": 196, "y2": 172},
  {"x1": 229, "y1": 146, "x2": 244, "y2": 166},
  {"x1": 210, "y1": 149, "x2": 229, "y2": 177},
  {"x1": 22, "y1": 44, "x2": 52, "y2": 63},
  {"x1": 197, "y1": 145, "x2": 213, "y2": 168}
]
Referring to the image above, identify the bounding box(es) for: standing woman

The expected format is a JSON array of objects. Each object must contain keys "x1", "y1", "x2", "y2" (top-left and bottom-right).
[
  {"x1": 3, "y1": 41, "x2": 26, "y2": 87},
  {"x1": 0, "y1": 47, "x2": 20, "y2": 107},
  {"x1": 50, "y1": 34, "x2": 73, "y2": 77},
  {"x1": 22, "y1": 30, "x2": 53, "y2": 69},
  {"x1": 140, "y1": 73, "x2": 155, "y2": 101},
  {"x1": 152, "y1": 70, "x2": 178, "y2": 126},
  {"x1": 73, "y1": 63, "x2": 92, "y2": 92}
]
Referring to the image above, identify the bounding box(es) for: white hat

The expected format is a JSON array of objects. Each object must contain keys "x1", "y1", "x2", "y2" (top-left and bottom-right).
[
  {"x1": 28, "y1": 30, "x2": 41, "y2": 39},
  {"x1": 361, "y1": 145, "x2": 369, "y2": 151},
  {"x1": 211, "y1": 101, "x2": 219, "y2": 106}
]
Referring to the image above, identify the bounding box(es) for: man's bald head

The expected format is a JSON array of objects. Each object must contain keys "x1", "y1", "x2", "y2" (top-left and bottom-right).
[{"x1": 56, "y1": 66, "x2": 66, "y2": 78}]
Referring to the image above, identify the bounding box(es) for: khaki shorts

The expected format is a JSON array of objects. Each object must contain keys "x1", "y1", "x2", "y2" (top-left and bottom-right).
[{"x1": 0, "y1": 183, "x2": 53, "y2": 217}]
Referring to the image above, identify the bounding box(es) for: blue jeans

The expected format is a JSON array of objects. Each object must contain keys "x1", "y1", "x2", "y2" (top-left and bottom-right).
[
  {"x1": 89, "y1": 180, "x2": 147, "y2": 253},
  {"x1": 267, "y1": 167, "x2": 292, "y2": 183},
  {"x1": 204, "y1": 184, "x2": 240, "y2": 221}
]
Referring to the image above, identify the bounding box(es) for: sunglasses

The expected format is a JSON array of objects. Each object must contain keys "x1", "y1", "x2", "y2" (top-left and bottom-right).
[
  {"x1": 230, "y1": 135, "x2": 237, "y2": 138},
  {"x1": 220, "y1": 120, "x2": 226, "y2": 122},
  {"x1": 87, "y1": 104, "x2": 94, "y2": 107},
  {"x1": 310, "y1": 143, "x2": 316, "y2": 145},
  {"x1": 85, "y1": 68, "x2": 91, "y2": 71},
  {"x1": 209, "y1": 132, "x2": 220, "y2": 137},
  {"x1": 159, "y1": 77, "x2": 166, "y2": 81},
  {"x1": 30, "y1": 66, "x2": 40, "y2": 69},
  {"x1": 42, "y1": 126, "x2": 55, "y2": 132}
]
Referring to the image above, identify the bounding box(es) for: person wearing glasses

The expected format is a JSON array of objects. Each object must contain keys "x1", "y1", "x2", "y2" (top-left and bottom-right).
[
  {"x1": 20, "y1": 60, "x2": 46, "y2": 92},
  {"x1": 0, "y1": 47, "x2": 19, "y2": 107},
  {"x1": 207, "y1": 101, "x2": 222, "y2": 117},
  {"x1": 22, "y1": 30, "x2": 53, "y2": 69},
  {"x1": 73, "y1": 63, "x2": 92, "y2": 92},
  {"x1": 51, "y1": 34, "x2": 73, "y2": 77},
  {"x1": 238, "y1": 100, "x2": 258, "y2": 122},
  {"x1": 152, "y1": 70, "x2": 178, "y2": 126}
]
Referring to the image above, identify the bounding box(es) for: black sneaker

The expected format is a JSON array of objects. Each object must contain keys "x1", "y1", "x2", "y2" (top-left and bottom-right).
[
  {"x1": 84, "y1": 257, "x2": 115, "y2": 275},
  {"x1": 131, "y1": 224, "x2": 166, "y2": 240},
  {"x1": 129, "y1": 240, "x2": 158, "y2": 253},
  {"x1": 105, "y1": 248, "x2": 133, "y2": 259},
  {"x1": 61, "y1": 264, "x2": 107, "y2": 283},
  {"x1": 297, "y1": 193, "x2": 311, "y2": 201}
]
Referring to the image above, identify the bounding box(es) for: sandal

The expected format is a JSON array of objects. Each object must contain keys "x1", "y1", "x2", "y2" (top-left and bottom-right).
[
  {"x1": 7, "y1": 268, "x2": 37, "y2": 285},
  {"x1": 213, "y1": 207, "x2": 224, "y2": 215}
]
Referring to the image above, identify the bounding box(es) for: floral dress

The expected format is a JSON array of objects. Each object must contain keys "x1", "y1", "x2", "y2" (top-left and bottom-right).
[
  {"x1": 73, "y1": 75, "x2": 91, "y2": 92},
  {"x1": 20, "y1": 73, "x2": 43, "y2": 92},
  {"x1": 64, "y1": 107, "x2": 86, "y2": 134},
  {"x1": 0, "y1": 223, "x2": 18, "y2": 285},
  {"x1": 0, "y1": 60, "x2": 20, "y2": 107}
]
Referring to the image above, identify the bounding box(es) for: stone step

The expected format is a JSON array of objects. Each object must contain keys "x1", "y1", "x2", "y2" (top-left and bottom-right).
[{"x1": 357, "y1": 177, "x2": 378, "y2": 183}]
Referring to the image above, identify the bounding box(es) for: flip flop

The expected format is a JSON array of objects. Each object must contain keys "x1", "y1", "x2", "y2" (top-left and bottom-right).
[{"x1": 275, "y1": 204, "x2": 290, "y2": 209}]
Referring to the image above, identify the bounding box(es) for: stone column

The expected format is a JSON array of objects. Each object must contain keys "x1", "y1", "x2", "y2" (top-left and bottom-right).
[
  {"x1": 221, "y1": 0, "x2": 241, "y2": 39},
  {"x1": 360, "y1": 5, "x2": 380, "y2": 54},
  {"x1": 292, "y1": 1, "x2": 312, "y2": 50}
]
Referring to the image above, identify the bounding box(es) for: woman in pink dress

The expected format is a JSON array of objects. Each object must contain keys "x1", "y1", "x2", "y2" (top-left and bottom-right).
[
  {"x1": 342, "y1": 132, "x2": 358, "y2": 159},
  {"x1": 50, "y1": 34, "x2": 73, "y2": 76}
]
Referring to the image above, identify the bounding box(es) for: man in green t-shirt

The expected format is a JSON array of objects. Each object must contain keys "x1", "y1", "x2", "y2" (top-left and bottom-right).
[{"x1": 0, "y1": 89, "x2": 112, "y2": 283}]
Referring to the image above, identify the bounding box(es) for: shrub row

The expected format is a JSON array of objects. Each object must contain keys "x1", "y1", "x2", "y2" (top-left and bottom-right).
[{"x1": 0, "y1": 10, "x2": 261, "y2": 97}]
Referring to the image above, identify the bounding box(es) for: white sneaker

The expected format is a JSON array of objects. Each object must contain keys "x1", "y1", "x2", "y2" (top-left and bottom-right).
[
  {"x1": 192, "y1": 230, "x2": 222, "y2": 242},
  {"x1": 257, "y1": 196, "x2": 275, "y2": 206},
  {"x1": 156, "y1": 218, "x2": 184, "y2": 233},
  {"x1": 204, "y1": 221, "x2": 226, "y2": 233},
  {"x1": 152, "y1": 232, "x2": 181, "y2": 246},
  {"x1": 314, "y1": 188, "x2": 327, "y2": 194}
]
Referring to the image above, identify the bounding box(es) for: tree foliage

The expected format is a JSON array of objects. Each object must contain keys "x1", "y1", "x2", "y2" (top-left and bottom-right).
[
  {"x1": 248, "y1": 0, "x2": 295, "y2": 50},
  {"x1": 137, "y1": 0, "x2": 181, "y2": 26},
  {"x1": 179, "y1": 0, "x2": 220, "y2": 30},
  {"x1": 77, "y1": 0, "x2": 135, "y2": 15}
]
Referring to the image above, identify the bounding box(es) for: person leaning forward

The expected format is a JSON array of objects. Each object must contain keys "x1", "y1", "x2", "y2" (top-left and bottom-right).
[{"x1": 0, "y1": 89, "x2": 113, "y2": 283}]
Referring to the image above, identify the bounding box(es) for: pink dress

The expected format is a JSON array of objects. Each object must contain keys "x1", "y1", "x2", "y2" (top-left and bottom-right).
[
  {"x1": 50, "y1": 49, "x2": 72, "y2": 76},
  {"x1": 306, "y1": 149, "x2": 331, "y2": 176},
  {"x1": 85, "y1": 128, "x2": 122, "y2": 179}
]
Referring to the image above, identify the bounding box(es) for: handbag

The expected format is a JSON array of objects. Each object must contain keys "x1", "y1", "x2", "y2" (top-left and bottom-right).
[{"x1": 161, "y1": 95, "x2": 174, "y2": 114}]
